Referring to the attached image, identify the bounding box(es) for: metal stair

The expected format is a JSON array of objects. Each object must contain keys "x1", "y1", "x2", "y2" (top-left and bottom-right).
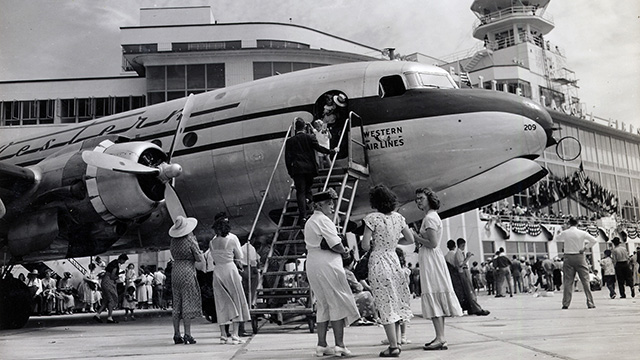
[{"x1": 248, "y1": 111, "x2": 369, "y2": 333}]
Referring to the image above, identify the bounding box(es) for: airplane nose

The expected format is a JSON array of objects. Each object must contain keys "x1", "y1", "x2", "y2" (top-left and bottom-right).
[{"x1": 519, "y1": 98, "x2": 556, "y2": 147}]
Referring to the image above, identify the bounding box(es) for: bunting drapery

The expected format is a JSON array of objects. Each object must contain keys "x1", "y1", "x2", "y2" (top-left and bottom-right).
[{"x1": 527, "y1": 163, "x2": 619, "y2": 215}]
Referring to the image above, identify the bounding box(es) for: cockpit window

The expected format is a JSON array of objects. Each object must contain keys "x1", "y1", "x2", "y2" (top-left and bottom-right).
[
  {"x1": 405, "y1": 71, "x2": 457, "y2": 89},
  {"x1": 378, "y1": 75, "x2": 406, "y2": 98}
]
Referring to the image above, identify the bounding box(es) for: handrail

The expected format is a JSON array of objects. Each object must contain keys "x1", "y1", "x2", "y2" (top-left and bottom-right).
[
  {"x1": 322, "y1": 115, "x2": 352, "y2": 191},
  {"x1": 68, "y1": 258, "x2": 87, "y2": 276},
  {"x1": 322, "y1": 111, "x2": 368, "y2": 191},
  {"x1": 247, "y1": 122, "x2": 294, "y2": 242}
]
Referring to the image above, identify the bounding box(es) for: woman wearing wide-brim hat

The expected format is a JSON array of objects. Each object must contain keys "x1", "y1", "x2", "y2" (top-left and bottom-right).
[
  {"x1": 304, "y1": 189, "x2": 360, "y2": 357},
  {"x1": 168, "y1": 216, "x2": 204, "y2": 345}
]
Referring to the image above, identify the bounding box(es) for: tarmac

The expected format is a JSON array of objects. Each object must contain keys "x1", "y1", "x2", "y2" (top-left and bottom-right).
[{"x1": 0, "y1": 289, "x2": 637, "y2": 360}]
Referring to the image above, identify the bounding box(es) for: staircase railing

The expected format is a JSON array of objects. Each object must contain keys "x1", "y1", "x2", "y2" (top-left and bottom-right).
[
  {"x1": 247, "y1": 123, "x2": 294, "y2": 242},
  {"x1": 322, "y1": 111, "x2": 369, "y2": 191},
  {"x1": 246, "y1": 122, "x2": 293, "y2": 309}
]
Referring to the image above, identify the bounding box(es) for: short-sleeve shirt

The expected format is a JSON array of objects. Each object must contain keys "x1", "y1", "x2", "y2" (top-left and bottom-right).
[
  {"x1": 304, "y1": 210, "x2": 341, "y2": 249},
  {"x1": 419, "y1": 210, "x2": 442, "y2": 245}
]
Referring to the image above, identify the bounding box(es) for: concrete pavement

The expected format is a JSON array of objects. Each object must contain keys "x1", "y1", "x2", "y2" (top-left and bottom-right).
[{"x1": 0, "y1": 289, "x2": 637, "y2": 359}]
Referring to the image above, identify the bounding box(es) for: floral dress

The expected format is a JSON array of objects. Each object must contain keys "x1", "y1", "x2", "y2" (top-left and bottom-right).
[
  {"x1": 364, "y1": 212, "x2": 413, "y2": 325},
  {"x1": 170, "y1": 234, "x2": 203, "y2": 320}
]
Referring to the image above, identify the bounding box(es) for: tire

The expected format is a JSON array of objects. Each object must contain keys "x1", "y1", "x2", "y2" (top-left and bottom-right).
[{"x1": 0, "y1": 277, "x2": 32, "y2": 329}]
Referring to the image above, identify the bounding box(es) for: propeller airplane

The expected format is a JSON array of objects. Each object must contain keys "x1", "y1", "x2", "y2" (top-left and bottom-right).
[{"x1": 0, "y1": 60, "x2": 556, "y2": 328}]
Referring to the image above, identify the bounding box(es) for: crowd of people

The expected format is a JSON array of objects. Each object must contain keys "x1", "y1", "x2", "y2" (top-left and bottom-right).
[{"x1": 22, "y1": 255, "x2": 169, "y2": 321}]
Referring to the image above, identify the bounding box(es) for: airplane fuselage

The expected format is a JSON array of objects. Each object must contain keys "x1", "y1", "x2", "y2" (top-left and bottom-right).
[{"x1": 0, "y1": 61, "x2": 553, "y2": 262}]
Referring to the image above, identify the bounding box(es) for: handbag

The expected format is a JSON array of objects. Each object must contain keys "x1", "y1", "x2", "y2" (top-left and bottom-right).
[{"x1": 354, "y1": 251, "x2": 370, "y2": 281}]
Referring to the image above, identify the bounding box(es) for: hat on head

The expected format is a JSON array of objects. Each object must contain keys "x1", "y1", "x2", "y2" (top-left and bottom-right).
[
  {"x1": 214, "y1": 211, "x2": 228, "y2": 222},
  {"x1": 30, "y1": 269, "x2": 38, "y2": 275},
  {"x1": 169, "y1": 216, "x2": 198, "y2": 238},
  {"x1": 312, "y1": 189, "x2": 338, "y2": 203},
  {"x1": 333, "y1": 94, "x2": 347, "y2": 107}
]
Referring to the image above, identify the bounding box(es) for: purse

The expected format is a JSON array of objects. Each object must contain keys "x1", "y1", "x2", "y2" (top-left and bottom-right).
[{"x1": 354, "y1": 251, "x2": 370, "y2": 281}]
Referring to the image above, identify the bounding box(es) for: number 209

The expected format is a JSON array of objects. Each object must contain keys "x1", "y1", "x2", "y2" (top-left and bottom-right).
[{"x1": 524, "y1": 124, "x2": 537, "y2": 131}]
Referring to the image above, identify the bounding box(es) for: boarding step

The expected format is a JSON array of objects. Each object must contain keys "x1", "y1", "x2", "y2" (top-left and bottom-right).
[
  {"x1": 262, "y1": 270, "x2": 306, "y2": 276},
  {"x1": 269, "y1": 255, "x2": 306, "y2": 261}
]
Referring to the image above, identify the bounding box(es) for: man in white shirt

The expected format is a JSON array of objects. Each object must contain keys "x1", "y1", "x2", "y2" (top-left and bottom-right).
[
  {"x1": 555, "y1": 217, "x2": 597, "y2": 309},
  {"x1": 153, "y1": 268, "x2": 167, "y2": 309}
]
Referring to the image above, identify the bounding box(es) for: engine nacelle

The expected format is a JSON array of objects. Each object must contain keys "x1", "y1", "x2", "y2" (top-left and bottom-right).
[
  {"x1": 5, "y1": 136, "x2": 170, "y2": 261},
  {"x1": 84, "y1": 139, "x2": 167, "y2": 223}
]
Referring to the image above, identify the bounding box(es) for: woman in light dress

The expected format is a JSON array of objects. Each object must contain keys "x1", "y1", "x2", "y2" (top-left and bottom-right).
[
  {"x1": 412, "y1": 187, "x2": 462, "y2": 351},
  {"x1": 304, "y1": 189, "x2": 360, "y2": 357},
  {"x1": 209, "y1": 216, "x2": 250, "y2": 345},
  {"x1": 78, "y1": 263, "x2": 102, "y2": 312},
  {"x1": 361, "y1": 184, "x2": 414, "y2": 357}
]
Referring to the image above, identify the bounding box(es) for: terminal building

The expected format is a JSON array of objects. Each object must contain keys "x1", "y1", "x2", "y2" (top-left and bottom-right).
[{"x1": 2, "y1": 2, "x2": 639, "y2": 278}]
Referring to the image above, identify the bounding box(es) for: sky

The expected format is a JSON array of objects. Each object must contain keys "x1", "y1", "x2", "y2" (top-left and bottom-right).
[{"x1": 1, "y1": 0, "x2": 639, "y2": 128}]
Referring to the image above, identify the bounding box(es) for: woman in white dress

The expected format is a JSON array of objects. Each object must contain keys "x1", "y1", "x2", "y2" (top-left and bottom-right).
[
  {"x1": 304, "y1": 189, "x2": 360, "y2": 357},
  {"x1": 412, "y1": 187, "x2": 462, "y2": 351},
  {"x1": 209, "y1": 216, "x2": 250, "y2": 345},
  {"x1": 361, "y1": 184, "x2": 414, "y2": 357}
]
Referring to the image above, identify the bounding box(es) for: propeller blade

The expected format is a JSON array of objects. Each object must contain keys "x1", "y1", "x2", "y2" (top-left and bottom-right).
[
  {"x1": 164, "y1": 183, "x2": 187, "y2": 221},
  {"x1": 81, "y1": 151, "x2": 160, "y2": 175},
  {"x1": 167, "y1": 93, "x2": 195, "y2": 161}
]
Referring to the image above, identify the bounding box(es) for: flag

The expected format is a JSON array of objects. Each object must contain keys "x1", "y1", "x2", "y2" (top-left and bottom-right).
[{"x1": 578, "y1": 162, "x2": 586, "y2": 190}]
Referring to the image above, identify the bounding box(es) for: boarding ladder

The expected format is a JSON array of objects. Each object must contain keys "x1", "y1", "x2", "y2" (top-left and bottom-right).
[{"x1": 247, "y1": 112, "x2": 369, "y2": 333}]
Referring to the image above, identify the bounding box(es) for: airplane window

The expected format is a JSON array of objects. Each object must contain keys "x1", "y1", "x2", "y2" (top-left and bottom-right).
[
  {"x1": 379, "y1": 75, "x2": 406, "y2": 98},
  {"x1": 416, "y1": 72, "x2": 456, "y2": 89}
]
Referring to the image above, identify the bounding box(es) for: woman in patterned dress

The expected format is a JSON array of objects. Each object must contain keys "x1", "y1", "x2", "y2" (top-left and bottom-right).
[
  {"x1": 304, "y1": 189, "x2": 360, "y2": 357},
  {"x1": 412, "y1": 188, "x2": 462, "y2": 351},
  {"x1": 361, "y1": 184, "x2": 415, "y2": 357},
  {"x1": 209, "y1": 216, "x2": 250, "y2": 345},
  {"x1": 169, "y1": 216, "x2": 204, "y2": 345},
  {"x1": 94, "y1": 253, "x2": 129, "y2": 323}
]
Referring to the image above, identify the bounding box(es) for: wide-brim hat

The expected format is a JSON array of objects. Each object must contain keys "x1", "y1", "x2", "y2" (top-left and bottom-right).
[
  {"x1": 312, "y1": 188, "x2": 338, "y2": 203},
  {"x1": 169, "y1": 216, "x2": 198, "y2": 238},
  {"x1": 333, "y1": 94, "x2": 347, "y2": 107}
]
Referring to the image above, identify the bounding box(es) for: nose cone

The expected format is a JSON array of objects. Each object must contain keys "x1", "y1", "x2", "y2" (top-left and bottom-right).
[{"x1": 519, "y1": 97, "x2": 556, "y2": 147}]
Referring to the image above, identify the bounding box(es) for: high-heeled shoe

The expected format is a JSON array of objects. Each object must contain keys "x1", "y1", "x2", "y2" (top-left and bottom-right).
[
  {"x1": 315, "y1": 345, "x2": 334, "y2": 357},
  {"x1": 379, "y1": 346, "x2": 401, "y2": 357},
  {"x1": 423, "y1": 341, "x2": 448, "y2": 350},
  {"x1": 219, "y1": 336, "x2": 228, "y2": 344},
  {"x1": 183, "y1": 334, "x2": 196, "y2": 344},
  {"x1": 173, "y1": 335, "x2": 184, "y2": 344},
  {"x1": 229, "y1": 335, "x2": 245, "y2": 345},
  {"x1": 334, "y1": 345, "x2": 352, "y2": 357}
]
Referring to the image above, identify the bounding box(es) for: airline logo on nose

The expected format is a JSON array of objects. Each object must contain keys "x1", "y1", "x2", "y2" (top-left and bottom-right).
[{"x1": 363, "y1": 126, "x2": 405, "y2": 151}]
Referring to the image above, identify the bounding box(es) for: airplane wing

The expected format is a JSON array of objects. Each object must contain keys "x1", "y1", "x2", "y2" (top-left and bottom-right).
[{"x1": 0, "y1": 162, "x2": 37, "y2": 218}]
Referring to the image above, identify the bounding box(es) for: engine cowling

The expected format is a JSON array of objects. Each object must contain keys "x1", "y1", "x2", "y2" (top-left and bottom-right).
[{"x1": 6, "y1": 137, "x2": 170, "y2": 261}]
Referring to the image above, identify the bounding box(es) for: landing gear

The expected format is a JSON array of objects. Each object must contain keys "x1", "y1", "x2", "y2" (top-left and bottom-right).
[{"x1": 0, "y1": 276, "x2": 32, "y2": 329}]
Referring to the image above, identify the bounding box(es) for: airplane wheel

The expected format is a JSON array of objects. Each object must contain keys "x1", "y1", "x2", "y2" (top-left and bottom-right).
[{"x1": 0, "y1": 277, "x2": 32, "y2": 329}]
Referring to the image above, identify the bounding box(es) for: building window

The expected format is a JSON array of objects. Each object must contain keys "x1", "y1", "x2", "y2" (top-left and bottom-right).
[
  {"x1": 122, "y1": 44, "x2": 158, "y2": 54},
  {"x1": 173, "y1": 41, "x2": 241, "y2": 52},
  {"x1": 147, "y1": 64, "x2": 225, "y2": 105},
  {"x1": 539, "y1": 86, "x2": 565, "y2": 108},
  {"x1": 256, "y1": 40, "x2": 310, "y2": 50},
  {"x1": 505, "y1": 241, "x2": 548, "y2": 264},
  {"x1": 253, "y1": 61, "x2": 327, "y2": 80},
  {"x1": 206, "y1": 64, "x2": 225, "y2": 89},
  {"x1": 482, "y1": 241, "x2": 495, "y2": 262}
]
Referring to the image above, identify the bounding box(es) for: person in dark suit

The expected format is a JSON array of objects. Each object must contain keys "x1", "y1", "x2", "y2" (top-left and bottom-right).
[{"x1": 285, "y1": 117, "x2": 336, "y2": 225}]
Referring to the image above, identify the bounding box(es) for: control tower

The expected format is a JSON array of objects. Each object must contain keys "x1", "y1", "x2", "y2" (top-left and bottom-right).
[{"x1": 453, "y1": 0, "x2": 581, "y2": 116}]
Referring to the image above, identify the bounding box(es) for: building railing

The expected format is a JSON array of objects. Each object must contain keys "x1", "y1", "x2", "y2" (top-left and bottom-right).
[{"x1": 473, "y1": 5, "x2": 554, "y2": 28}]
